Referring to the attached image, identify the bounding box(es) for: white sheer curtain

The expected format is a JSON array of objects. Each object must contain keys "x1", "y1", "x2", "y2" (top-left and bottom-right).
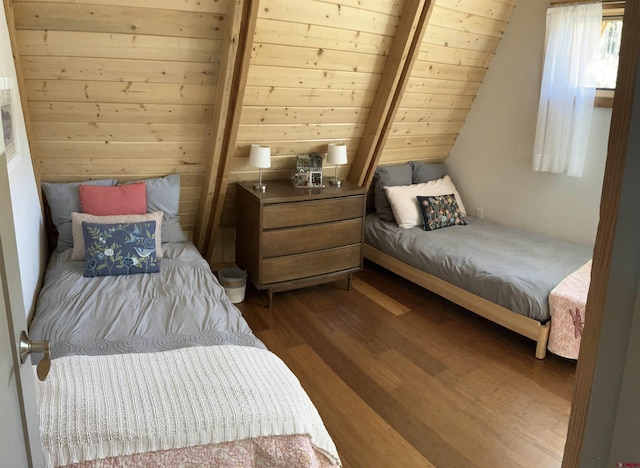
[{"x1": 532, "y1": 2, "x2": 602, "y2": 177}]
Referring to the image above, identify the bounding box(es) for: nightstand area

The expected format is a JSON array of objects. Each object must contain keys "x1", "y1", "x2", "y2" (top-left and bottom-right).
[{"x1": 235, "y1": 179, "x2": 366, "y2": 306}]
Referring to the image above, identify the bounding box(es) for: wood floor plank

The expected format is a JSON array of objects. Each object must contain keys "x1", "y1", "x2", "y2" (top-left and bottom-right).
[
  {"x1": 351, "y1": 276, "x2": 410, "y2": 316},
  {"x1": 237, "y1": 260, "x2": 576, "y2": 467}
]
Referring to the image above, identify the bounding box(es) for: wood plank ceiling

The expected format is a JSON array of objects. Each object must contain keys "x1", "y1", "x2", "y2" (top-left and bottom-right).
[{"x1": 4, "y1": 0, "x2": 516, "y2": 262}]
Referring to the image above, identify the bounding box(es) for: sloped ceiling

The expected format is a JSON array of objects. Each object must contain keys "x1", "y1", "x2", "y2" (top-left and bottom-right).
[{"x1": 4, "y1": 0, "x2": 516, "y2": 262}]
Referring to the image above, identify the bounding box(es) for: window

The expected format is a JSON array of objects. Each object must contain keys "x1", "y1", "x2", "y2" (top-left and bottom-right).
[
  {"x1": 593, "y1": 6, "x2": 624, "y2": 107},
  {"x1": 591, "y1": 19, "x2": 623, "y2": 89}
]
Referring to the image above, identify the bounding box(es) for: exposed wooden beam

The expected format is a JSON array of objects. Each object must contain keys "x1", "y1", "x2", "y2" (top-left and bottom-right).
[
  {"x1": 199, "y1": 0, "x2": 259, "y2": 261},
  {"x1": 347, "y1": 0, "x2": 434, "y2": 189},
  {"x1": 194, "y1": 0, "x2": 256, "y2": 254},
  {"x1": 563, "y1": 1, "x2": 640, "y2": 465}
]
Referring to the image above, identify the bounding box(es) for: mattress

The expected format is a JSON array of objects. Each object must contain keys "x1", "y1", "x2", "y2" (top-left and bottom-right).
[
  {"x1": 29, "y1": 241, "x2": 265, "y2": 361},
  {"x1": 364, "y1": 214, "x2": 592, "y2": 322}
]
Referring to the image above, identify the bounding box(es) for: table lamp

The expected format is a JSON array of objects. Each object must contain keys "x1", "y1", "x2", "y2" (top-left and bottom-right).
[
  {"x1": 327, "y1": 143, "x2": 348, "y2": 187},
  {"x1": 249, "y1": 144, "x2": 271, "y2": 192}
]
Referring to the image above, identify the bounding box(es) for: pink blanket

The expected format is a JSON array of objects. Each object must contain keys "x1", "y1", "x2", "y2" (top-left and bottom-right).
[
  {"x1": 548, "y1": 260, "x2": 592, "y2": 359},
  {"x1": 65, "y1": 435, "x2": 335, "y2": 467}
]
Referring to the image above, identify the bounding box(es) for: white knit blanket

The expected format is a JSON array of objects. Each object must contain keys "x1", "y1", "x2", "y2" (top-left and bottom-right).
[{"x1": 35, "y1": 345, "x2": 340, "y2": 467}]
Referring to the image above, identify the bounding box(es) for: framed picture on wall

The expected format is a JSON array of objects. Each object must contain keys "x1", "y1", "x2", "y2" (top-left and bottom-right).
[{"x1": 0, "y1": 87, "x2": 17, "y2": 162}]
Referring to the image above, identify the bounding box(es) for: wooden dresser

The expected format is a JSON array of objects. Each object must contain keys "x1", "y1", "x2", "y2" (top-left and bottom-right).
[{"x1": 235, "y1": 179, "x2": 366, "y2": 306}]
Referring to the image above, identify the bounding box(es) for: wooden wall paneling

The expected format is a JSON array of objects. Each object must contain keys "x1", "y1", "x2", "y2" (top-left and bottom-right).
[
  {"x1": 24, "y1": 80, "x2": 217, "y2": 105},
  {"x1": 348, "y1": 0, "x2": 435, "y2": 188},
  {"x1": 12, "y1": 0, "x2": 229, "y2": 15},
  {"x1": 12, "y1": 3, "x2": 225, "y2": 39},
  {"x1": 236, "y1": 123, "x2": 363, "y2": 142},
  {"x1": 376, "y1": 0, "x2": 516, "y2": 168},
  {"x1": 198, "y1": 0, "x2": 259, "y2": 259},
  {"x1": 31, "y1": 122, "x2": 211, "y2": 141},
  {"x1": 14, "y1": 0, "x2": 232, "y2": 236},
  {"x1": 246, "y1": 65, "x2": 381, "y2": 91},
  {"x1": 16, "y1": 30, "x2": 223, "y2": 62},
  {"x1": 32, "y1": 141, "x2": 210, "y2": 159},
  {"x1": 29, "y1": 102, "x2": 214, "y2": 124},
  {"x1": 239, "y1": 106, "x2": 368, "y2": 125},
  {"x1": 417, "y1": 43, "x2": 494, "y2": 67},
  {"x1": 231, "y1": 0, "x2": 401, "y2": 216},
  {"x1": 253, "y1": 19, "x2": 394, "y2": 56},
  {"x1": 240, "y1": 86, "x2": 377, "y2": 108},
  {"x1": 257, "y1": 0, "x2": 399, "y2": 36},
  {"x1": 22, "y1": 56, "x2": 219, "y2": 85},
  {"x1": 563, "y1": 1, "x2": 640, "y2": 465}
]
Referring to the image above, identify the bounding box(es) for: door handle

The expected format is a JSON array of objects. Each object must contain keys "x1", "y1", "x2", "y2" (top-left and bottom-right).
[{"x1": 19, "y1": 331, "x2": 50, "y2": 381}]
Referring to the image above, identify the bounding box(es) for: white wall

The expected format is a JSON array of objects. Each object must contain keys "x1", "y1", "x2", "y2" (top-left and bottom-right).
[
  {"x1": 1, "y1": 4, "x2": 46, "y2": 316},
  {"x1": 447, "y1": 0, "x2": 609, "y2": 247}
]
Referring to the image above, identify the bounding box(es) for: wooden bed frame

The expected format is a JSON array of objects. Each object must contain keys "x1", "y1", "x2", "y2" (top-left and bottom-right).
[{"x1": 363, "y1": 244, "x2": 550, "y2": 359}]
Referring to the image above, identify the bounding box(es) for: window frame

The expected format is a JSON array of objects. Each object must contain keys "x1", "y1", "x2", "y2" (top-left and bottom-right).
[{"x1": 595, "y1": 7, "x2": 624, "y2": 108}]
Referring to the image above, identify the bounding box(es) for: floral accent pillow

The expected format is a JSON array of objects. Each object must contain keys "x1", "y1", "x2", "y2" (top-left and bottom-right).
[
  {"x1": 82, "y1": 221, "x2": 160, "y2": 277},
  {"x1": 417, "y1": 194, "x2": 467, "y2": 231}
]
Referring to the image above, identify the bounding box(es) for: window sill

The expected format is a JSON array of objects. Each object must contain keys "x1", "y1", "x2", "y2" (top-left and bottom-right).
[{"x1": 595, "y1": 89, "x2": 615, "y2": 108}]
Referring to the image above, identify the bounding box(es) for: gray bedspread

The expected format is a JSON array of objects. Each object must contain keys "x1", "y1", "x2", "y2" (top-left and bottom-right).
[
  {"x1": 364, "y1": 214, "x2": 592, "y2": 322},
  {"x1": 29, "y1": 242, "x2": 265, "y2": 361}
]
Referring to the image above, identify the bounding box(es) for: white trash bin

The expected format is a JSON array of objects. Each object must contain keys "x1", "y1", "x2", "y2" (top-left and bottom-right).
[{"x1": 217, "y1": 268, "x2": 248, "y2": 303}]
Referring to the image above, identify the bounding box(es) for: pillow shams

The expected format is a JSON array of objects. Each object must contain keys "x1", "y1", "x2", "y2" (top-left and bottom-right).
[
  {"x1": 42, "y1": 179, "x2": 117, "y2": 252},
  {"x1": 71, "y1": 211, "x2": 164, "y2": 260},
  {"x1": 373, "y1": 163, "x2": 413, "y2": 222},
  {"x1": 410, "y1": 161, "x2": 447, "y2": 184},
  {"x1": 383, "y1": 175, "x2": 467, "y2": 229},
  {"x1": 79, "y1": 182, "x2": 147, "y2": 216},
  {"x1": 83, "y1": 220, "x2": 160, "y2": 277},
  {"x1": 417, "y1": 194, "x2": 467, "y2": 231},
  {"x1": 126, "y1": 174, "x2": 187, "y2": 242}
]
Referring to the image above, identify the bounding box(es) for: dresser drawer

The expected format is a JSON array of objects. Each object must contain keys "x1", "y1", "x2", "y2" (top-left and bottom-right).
[
  {"x1": 262, "y1": 219, "x2": 363, "y2": 258},
  {"x1": 262, "y1": 195, "x2": 364, "y2": 229},
  {"x1": 262, "y1": 244, "x2": 361, "y2": 284}
]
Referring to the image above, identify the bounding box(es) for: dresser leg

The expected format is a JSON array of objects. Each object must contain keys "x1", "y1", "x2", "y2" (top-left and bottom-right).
[
  {"x1": 267, "y1": 289, "x2": 273, "y2": 308},
  {"x1": 346, "y1": 273, "x2": 353, "y2": 291}
]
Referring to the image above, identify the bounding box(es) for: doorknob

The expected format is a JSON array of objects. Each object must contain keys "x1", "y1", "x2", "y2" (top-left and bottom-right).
[{"x1": 19, "y1": 331, "x2": 50, "y2": 381}]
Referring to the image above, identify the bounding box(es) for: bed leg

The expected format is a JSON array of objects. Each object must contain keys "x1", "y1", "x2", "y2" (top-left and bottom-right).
[{"x1": 535, "y1": 323, "x2": 551, "y2": 359}]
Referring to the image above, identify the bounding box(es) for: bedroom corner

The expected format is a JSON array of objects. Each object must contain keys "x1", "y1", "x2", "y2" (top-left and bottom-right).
[
  {"x1": 1, "y1": 1, "x2": 46, "y2": 319},
  {"x1": 446, "y1": 0, "x2": 609, "y2": 248}
]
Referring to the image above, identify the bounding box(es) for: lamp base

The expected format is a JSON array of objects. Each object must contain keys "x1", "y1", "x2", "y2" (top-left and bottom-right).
[
  {"x1": 329, "y1": 178, "x2": 342, "y2": 187},
  {"x1": 253, "y1": 183, "x2": 267, "y2": 192}
]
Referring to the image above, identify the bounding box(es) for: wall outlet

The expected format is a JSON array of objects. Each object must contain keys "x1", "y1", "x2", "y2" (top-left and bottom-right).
[{"x1": 475, "y1": 207, "x2": 484, "y2": 219}]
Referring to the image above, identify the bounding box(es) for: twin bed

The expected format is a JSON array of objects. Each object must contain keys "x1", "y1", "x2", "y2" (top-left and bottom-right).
[
  {"x1": 30, "y1": 175, "x2": 340, "y2": 467},
  {"x1": 364, "y1": 162, "x2": 592, "y2": 359}
]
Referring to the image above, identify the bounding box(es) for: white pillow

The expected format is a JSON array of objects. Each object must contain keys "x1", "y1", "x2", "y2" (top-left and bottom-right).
[
  {"x1": 383, "y1": 176, "x2": 467, "y2": 229},
  {"x1": 71, "y1": 211, "x2": 164, "y2": 260}
]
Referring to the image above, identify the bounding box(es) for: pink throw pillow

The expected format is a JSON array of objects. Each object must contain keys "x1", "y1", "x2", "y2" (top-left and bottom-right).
[{"x1": 79, "y1": 182, "x2": 147, "y2": 216}]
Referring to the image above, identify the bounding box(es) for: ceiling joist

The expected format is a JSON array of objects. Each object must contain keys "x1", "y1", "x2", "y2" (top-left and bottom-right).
[{"x1": 348, "y1": 0, "x2": 435, "y2": 189}]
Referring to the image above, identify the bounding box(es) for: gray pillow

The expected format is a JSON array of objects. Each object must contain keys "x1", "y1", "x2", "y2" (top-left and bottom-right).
[
  {"x1": 128, "y1": 174, "x2": 187, "y2": 242},
  {"x1": 42, "y1": 179, "x2": 117, "y2": 252},
  {"x1": 373, "y1": 163, "x2": 412, "y2": 222},
  {"x1": 410, "y1": 161, "x2": 447, "y2": 184}
]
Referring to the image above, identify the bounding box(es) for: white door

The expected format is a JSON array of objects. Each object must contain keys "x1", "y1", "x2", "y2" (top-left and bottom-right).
[{"x1": 0, "y1": 150, "x2": 44, "y2": 467}]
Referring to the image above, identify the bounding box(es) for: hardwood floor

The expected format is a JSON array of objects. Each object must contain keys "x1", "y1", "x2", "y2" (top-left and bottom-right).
[{"x1": 236, "y1": 260, "x2": 577, "y2": 468}]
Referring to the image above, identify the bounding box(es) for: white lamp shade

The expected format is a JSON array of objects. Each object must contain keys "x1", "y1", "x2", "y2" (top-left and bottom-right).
[
  {"x1": 327, "y1": 143, "x2": 348, "y2": 165},
  {"x1": 249, "y1": 144, "x2": 271, "y2": 168}
]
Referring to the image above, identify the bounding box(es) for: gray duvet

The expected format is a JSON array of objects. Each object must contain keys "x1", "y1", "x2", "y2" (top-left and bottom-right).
[
  {"x1": 29, "y1": 242, "x2": 265, "y2": 362},
  {"x1": 364, "y1": 215, "x2": 592, "y2": 322}
]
